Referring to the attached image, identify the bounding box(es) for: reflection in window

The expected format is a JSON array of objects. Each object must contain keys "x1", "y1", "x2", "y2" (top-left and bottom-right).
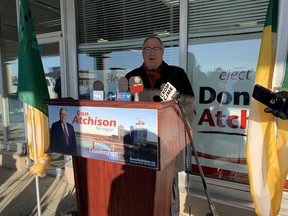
[
  {"x1": 78, "y1": 46, "x2": 181, "y2": 100},
  {"x1": 189, "y1": 39, "x2": 261, "y2": 184},
  {"x1": 7, "y1": 60, "x2": 25, "y2": 142}
]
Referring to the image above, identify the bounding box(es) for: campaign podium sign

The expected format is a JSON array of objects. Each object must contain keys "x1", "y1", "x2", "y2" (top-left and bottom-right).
[{"x1": 45, "y1": 99, "x2": 187, "y2": 216}]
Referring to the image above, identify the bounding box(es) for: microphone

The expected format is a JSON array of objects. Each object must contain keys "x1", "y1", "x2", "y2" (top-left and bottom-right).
[
  {"x1": 153, "y1": 81, "x2": 216, "y2": 214},
  {"x1": 107, "y1": 92, "x2": 116, "y2": 101},
  {"x1": 116, "y1": 76, "x2": 132, "y2": 101},
  {"x1": 92, "y1": 80, "x2": 104, "y2": 100},
  {"x1": 129, "y1": 76, "x2": 144, "y2": 102},
  {"x1": 153, "y1": 83, "x2": 166, "y2": 102},
  {"x1": 159, "y1": 82, "x2": 179, "y2": 101},
  {"x1": 153, "y1": 95, "x2": 162, "y2": 102}
]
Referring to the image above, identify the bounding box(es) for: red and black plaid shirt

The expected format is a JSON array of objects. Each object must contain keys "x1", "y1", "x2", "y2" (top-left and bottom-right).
[{"x1": 143, "y1": 63, "x2": 162, "y2": 88}]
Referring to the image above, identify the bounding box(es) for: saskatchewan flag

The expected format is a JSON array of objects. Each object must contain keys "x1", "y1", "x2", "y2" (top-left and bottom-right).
[
  {"x1": 18, "y1": 0, "x2": 51, "y2": 177},
  {"x1": 246, "y1": 0, "x2": 288, "y2": 215}
]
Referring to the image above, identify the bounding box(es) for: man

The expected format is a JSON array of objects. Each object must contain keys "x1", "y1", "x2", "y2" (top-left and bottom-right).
[
  {"x1": 50, "y1": 107, "x2": 77, "y2": 155},
  {"x1": 125, "y1": 35, "x2": 196, "y2": 216}
]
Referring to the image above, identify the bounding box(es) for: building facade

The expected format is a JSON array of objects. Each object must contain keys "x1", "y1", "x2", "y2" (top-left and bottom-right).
[{"x1": 2, "y1": 0, "x2": 286, "y2": 215}]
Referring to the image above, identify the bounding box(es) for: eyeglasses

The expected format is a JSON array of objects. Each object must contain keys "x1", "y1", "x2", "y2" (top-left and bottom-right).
[{"x1": 143, "y1": 47, "x2": 163, "y2": 53}]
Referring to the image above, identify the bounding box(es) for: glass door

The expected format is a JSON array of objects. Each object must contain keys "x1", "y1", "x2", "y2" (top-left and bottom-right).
[{"x1": 38, "y1": 33, "x2": 66, "y2": 172}]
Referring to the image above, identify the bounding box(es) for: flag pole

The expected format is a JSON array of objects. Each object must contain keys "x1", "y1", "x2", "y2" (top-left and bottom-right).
[
  {"x1": 18, "y1": 1, "x2": 50, "y2": 215},
  {"x1": 30, "y1": 105, "x2": 42, "y2": 216}
]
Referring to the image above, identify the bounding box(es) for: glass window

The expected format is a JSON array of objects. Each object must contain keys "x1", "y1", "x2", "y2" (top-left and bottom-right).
[
  {"x1": 77, "y1": 0, "x2": 181, "y2": 99},
  {"x1": 8, "y1": 61, "x2": 25, "y2": 142},
  {"x1": 189, "y1": 39, "x2": 261, "y2": 184},
  {"x1": 0, "y1": 0, "x2": 61, "y2": 144},
  {"x1": 188, "y1": 0, "x2": 268, "y2": 38},
  {"x1": 30, "y1": 0, "x2": 61, "y2": 34},
  {"x1": 6, "y1": 46, "x2": 60, "y2": 143},
  {"x1": 76, "y1": 0, "x2": 268, "y2": 186},
  {"x1": 190, "y1": 39, "x2": 262, "y2": 183},
  {"x1": 78, "y1": 46, "x2": 180, "y2": 100},
  {"x1": 187, "y1": 0, "x2": 269, "y2": 185},
  {"x1": 77, "y1": 0, "x2": 179, "y2": 43},
  {"x1": 0, "y1": 0, "x2": 23, "y2": 143}
]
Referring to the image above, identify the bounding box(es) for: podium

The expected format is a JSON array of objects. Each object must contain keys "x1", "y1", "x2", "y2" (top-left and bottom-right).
[{"x1": 45, "y1": 99, "x2": 187, "y2": 216}]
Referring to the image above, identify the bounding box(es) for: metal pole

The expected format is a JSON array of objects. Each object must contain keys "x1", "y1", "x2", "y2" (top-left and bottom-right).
[
  {"x1": 30, "y1": 106, "x2": 42, "y2": 216},
  {"x1": 174, "y1": 94, "x2": 218, "y2": 216}
]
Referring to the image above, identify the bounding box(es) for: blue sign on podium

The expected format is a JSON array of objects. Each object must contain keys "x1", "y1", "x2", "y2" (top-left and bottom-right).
[{"x1": 48, "y1": 105, "x2": 159, "y2": 169}]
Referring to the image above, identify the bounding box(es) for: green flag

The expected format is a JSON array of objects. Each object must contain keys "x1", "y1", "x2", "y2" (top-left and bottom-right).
[
  {"x1": 18, "y1": 0, "x2": 50, "y2": 115},
  {"x1": 282, "y1": 55, "x2": 288, "y2": 88},
  {"x1": 17, "y1": 0, "x2": 51, "y2": 178}
]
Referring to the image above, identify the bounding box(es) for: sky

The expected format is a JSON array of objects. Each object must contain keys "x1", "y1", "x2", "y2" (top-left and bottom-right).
[{"x1": 12, "y1": 38, "x2": 261, "y2": 78}]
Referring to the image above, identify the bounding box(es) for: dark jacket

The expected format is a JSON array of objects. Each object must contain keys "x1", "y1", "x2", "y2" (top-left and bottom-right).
[
  {"x1": 125, "y1": 61, "x2": 195, "y2": 124},
  {"x1": 126, "y1": 61, "x2": 196, "y2": 172},
  {"x1": 50, "y1": 120, "x2": 77, "y2": 155}
]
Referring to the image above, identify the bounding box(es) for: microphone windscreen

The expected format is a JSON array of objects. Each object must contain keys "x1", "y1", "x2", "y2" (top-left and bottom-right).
[
  {"x1": 93, "y1": 80, "x2": 104, "y2": 91},
  {"x1": 153, "y1": 95, "x2": 162, "y2": 102},
  {"x1": 153, "y1": 83, "x2": 166, "y2": 102},
  {"x1": 129, "y1": 76, "x2": 144, "y2": 93},
  {"x1": 118, "y1": 76, "x2": 129, "y2": 92}
]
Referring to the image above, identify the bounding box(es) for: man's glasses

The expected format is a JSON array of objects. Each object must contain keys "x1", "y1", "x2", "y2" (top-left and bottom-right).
[{"x1": 143, "y1": 47, "x2": 163, "y2": 53}]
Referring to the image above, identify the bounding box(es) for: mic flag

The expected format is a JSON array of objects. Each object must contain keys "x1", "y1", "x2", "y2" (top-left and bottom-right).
[
  {"x1": 118, "y1": 76, "x2": 129, "y2": 92},
  {"x1": 93, "y1": 80, "x2": 104, "y2": 91},
  {"x1": 129, "y1": 76, "x2": 144, "y2": 93},
  {"x1": 117, "y1": 76, "x2": 132, "y2": 101},
  {"x1": 129, "y1": 76, "x2": 144, "y2": 102},
  {"x1": 92, "y1": 80, "x2": 104, "y2": 100},
  {"x1": 160, "y1": 82, "x2": 178, "y2": 101}
]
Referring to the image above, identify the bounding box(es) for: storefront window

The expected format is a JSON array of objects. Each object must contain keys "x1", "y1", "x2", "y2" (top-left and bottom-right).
[
  {"x1": 78, "y1": 46, "x2": 180, "y2": 100},
  {"x1": 76, "y1": 0, "x2": 268, "y2": 186},
  {"x1": 0, "y1": 0, "x2": 60, "y2": 144},
  {"x1": 189, "y1": 39, "x2": 261, "y2": 183},
  {"x1": 8, "y1": 61, "x2": 25, "y2": 142},
  {"x1": 5, "y1": 54, "x2": 60, "y2": 143},
  {"x1": 77, "y1": 0, "x2": 181, "y2": 99}
]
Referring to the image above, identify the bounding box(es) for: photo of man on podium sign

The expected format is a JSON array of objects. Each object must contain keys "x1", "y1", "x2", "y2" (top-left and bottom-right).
[{"x1": 50, "y1": 107, "x2": 76, "y2": 155}]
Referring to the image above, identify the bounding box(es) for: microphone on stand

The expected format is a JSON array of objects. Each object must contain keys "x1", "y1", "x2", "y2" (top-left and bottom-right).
[
  {"x1": 92, "y1": 80, "x2": 105, "y2": 100},
  {"x1": 156, "y1": 81, "x2": 218, "y2": 216},
  {"x1": 159, "y1": 82, "x2": 178, "y2": 101},
  {"x1": 116, "y1": 76, "x2": 132, "y2": 101},
  {"x1": 128, "y1": 76, "x2": 144, "y2": 102}
]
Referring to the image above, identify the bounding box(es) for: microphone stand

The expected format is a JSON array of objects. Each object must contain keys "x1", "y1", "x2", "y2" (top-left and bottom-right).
[
  {"x1": 173, "y1": 93, "x2": 218, "y2": 216},
  {"x1": 134, "y1": 92, "x2": 140, "y2": 102}
]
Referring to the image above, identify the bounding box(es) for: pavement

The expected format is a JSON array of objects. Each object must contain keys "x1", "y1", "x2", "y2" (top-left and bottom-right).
[
  {"x1": 3, "y1": 165, "x2": 285, "y2": 216},
  {"x1": 0, "y1": 166, "x2": 78, "y2": 216}
]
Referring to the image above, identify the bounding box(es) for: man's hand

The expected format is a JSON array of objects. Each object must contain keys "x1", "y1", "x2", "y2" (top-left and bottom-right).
[{"x1": 263, "y1": 91, "x2": 288, "y2": 120}]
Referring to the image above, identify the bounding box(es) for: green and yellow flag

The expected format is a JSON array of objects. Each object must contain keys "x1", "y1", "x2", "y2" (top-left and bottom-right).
[
  {"x1": 246, "y1": 0, "x2": 288, "y2": 215},
  {"x1": 18, "y1": 0, "x2": 51, "y2": 177}
]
